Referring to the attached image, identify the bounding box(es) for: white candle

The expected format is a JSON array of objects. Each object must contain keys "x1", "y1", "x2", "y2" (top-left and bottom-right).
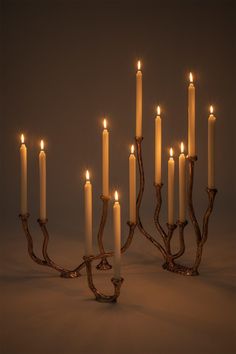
[
  {"x1": 129, "y1": 145, "x2": 136, "y2": 223},
  {"x1": 84, "y1": 170, "x2": 93, "y2": 256},
  {"x1": 168, "y1": 148, "x2": 175, "y2": 225},
  {"x1": 102, "y1": 119, "x2": 109, "y2": 197},
  {"x1": 20, "y1": 134, "x2": 27, "y2": 215},
  {"x1": 113, "y1": 191, "x2": 121, "y2": 279},
  {"x1": 208, "y1": 106, "x2": 216, "y2": 189},
  {"x1": 188, "y1": 72, "x2": 196, "y2": 157},
  {"x1": 136, "y1": 60, "x2": 142, "y2": 138},
  {"x1": 155, "y1": 105, "x2": 162, "y2": 184},
  {"x1": 179, "y1": 142, "x2": 186, "y2": 222},
  {"x1": 39, "y1": 140, "x2": 46, "y2": 220}
]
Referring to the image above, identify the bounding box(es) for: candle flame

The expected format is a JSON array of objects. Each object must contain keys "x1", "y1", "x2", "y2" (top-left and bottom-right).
[
  {"x1": 137, "y1": 60, "x2": 141, "y2": 70},
  {"x1": 210, "y1": 105, "x2": 214, "y2": 114},
  {"x1": 157, "y1": 105, "x2": 161, "y2": 115},
  {"x1": 103, "y1": 118, "x2": 107, "y2": 129},
  {"x1": 181, "y1": 142, "x2": 184, "y2": 153},
  {"x1": 21, "y1": 134, "x2": 25, "y2": 144},
  {"x1": 189, "y1": 72, "x2": 193, "y2": 83},
  {"x1": 114, "y1": 190, "x2": 119, "y2": 201},
  {"x1": 86, "y1": 170, "x2": 90, "y2": 181},
  {"x1": 170, "y1": 147, "x2": 173, "y2": 157},
  {"x1": 131, "y1": 144, "x2": 134, "y2": 154},
  {"x1": 40, "y1": 140, "x2": 44, "y2": 150}
]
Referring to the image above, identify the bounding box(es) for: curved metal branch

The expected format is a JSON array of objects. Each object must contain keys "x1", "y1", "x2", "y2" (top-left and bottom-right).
[
  {"x1": 154, "y1": 183, "x2": 167, "y2": 242},
  {"x1": 84, "y1": 256, "x2": 124, "y2": 303},
  {"x1": 135, "y1": 137, "x2": 167, "y2": 259},
  {"x1": 172, "y1": 221, "x2": 188, "y2": 260}
]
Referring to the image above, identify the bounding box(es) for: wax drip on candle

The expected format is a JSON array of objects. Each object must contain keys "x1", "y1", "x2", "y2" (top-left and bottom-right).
[
  {"x1": 180, "y1": 142, "x2": 184, "y2": 153},
  {"x1": 137, "y1": 60, "x2": 141, "y2": 71},
  {"x1": 170, "y1": 147, "x2": 174, "y2": 157},
  {"x1": 103, "y1": 119, "x2": 107, "y2": 129},
  {"x1": 114, "y1": 190, "x2": 119, "y2": 201},
  {"x1": 40, "y1": 140, "x2": 44, "y2": 151},
  {"x1": 131, "y1": 145, "x2": 134, "y2": 154},
  {"x1": 21, "y1": 134, "x2": 25, "y2": 144},
  {"x1": 210, "y1": 105, "x2": 214, "y2": 114},
  {"x1": 86, "y1": 170, "x2": 90, "y2": 181},
  {"x1": 189, "y1": 72, "x2": 193, "y2": 83},
  {"x1": 157, "y1": 105, "x2": 161, "y2": 116}
]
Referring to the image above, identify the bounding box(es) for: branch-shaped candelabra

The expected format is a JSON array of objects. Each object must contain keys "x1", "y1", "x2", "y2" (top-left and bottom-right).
[{"x1": 135, "y1": 137, "x2": 217, "y2": 275}]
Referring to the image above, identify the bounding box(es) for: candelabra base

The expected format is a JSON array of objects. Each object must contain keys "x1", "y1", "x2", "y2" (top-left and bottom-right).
[
  {"x1": 60, "y1": 271, "x2": 81, "y2": 278},
  {"x1": 96, "y1": 257, "x2": 112, "y2": 270},
  {"x1": 162, "y1": 262, "x2": 199, "y2": 276}
]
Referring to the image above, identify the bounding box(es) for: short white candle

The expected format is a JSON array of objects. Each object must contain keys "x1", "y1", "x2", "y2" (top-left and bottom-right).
[
  {"x1": 155, "y1": 105, "x2": 162, "y2": 184},
  {"x1": 179, "y1": 142, "x2": 186, "y2": 222},
  {"x1": 113, "y1": 191, "x2": 121, "y2": 279},
  {"x1": 208, "y1": 106, "x2": 216, "y2": 189},
  {"x1": 20, "y1": 134, "x2": 27, "y2": 215},
  {"x1": 84, "y1": 170, "x2": 93, "y2": 256},
  {"x1": 168, "y1": 148, "x2": 175, "y2": 225},
  {"x1": 39, "y1": 140, "x2": 46, "y2": 220},
  {"x1": 188, "y1": 72, "x2": 196, "y2": 157},
  {"x1": 136, "y1": 60, "x2": 142, "y2": 138},
  {"x1": 129, "y1": 145, "x2": 136, "y2": 223},
  {"x1": 102, "y1": 119, "x2": 109, "y2": 198}
]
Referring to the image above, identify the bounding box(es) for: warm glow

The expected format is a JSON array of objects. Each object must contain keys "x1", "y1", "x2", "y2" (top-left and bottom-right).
[
  {"x1": 170, "y1": 147, "x2": 173, "y2": 157},
  {"x1": 40, "y1": 140, "x2": 44, "y2": 150},
  {"x1": 210, "y1": 105, "x2": 214, "y2": 114},
  {"x1": 21, "y1": 134, "x2": 24, "y2": 144},
  {"x1": 189, "y1": 72, "x2": 193, "y2": 83},
  {"x1": 86, "y1": 170, "x2": 90, "y2": 181},
  {"x1": 103, "y1": 118, "x2": 107, "y2": 129},
  {"x1": 181, "y1": 142, "x2": 184, "y2": 153},
  {"x1": 131, "y1": 144, "x2": 134, "y2": 154},
  {"x1": 114, "y1": 190, "x2": 119, "y2": 201},
  {"x1": 157, "y1": 106, "x2": 161, "y2": 116},
  {"x1": 137, "y1": 60, "x2": 141, "y2": 70}
]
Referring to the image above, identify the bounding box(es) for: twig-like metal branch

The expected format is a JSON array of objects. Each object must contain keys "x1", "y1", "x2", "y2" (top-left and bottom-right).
[{"x1": 84, "y1": 256, "x2": 124, "y2": 303}]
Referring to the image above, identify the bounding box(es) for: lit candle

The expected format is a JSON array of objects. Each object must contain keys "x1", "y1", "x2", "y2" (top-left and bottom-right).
[
  {"x1": 84, "y1": 170, "x2": 93, "y2": 256},
  {"x1": 155, "y1": 105, "x2": 162, "y2": 184},
  {"x1": 136, "y1": 60, "x2": 142, "y2": 138},
  {"x1": 168, "y1": 148, "x2": 175, "y2": 225},
  {"x1": 102, "y1": 119, "x2": 109, "y2": 197},
  {"x1": 179, "y1": 142, "x2": 186, "y2": 222},
  {"x1": 129, "y1": 145, "x2": 136, "y2": 223},
  {"x1": 188, "y1": 72, "x2": 196, "y2": 157},
  {"x1": 208, "y1": 106, "x2": 216, "y2": 189},
  {"x1": 113, "y1": 191, "x2": 121, "y2": 279},
  {"x1": 20, "y1": 134, "x2": 27, "y2": 215},
  {"x1": 39, "y1": 140, "x2": 46, "y2": 220}
]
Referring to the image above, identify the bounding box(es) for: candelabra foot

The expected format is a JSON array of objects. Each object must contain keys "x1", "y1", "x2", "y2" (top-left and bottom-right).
[
  {"x1": 96, "y1": 257, "x2": 112, "y2": 270},
  {"x1": 95, "y1": 278, "x2": 124, "y2": 303},
  {"x1": 60, "y1": 271, "x2": 81, "y2": 278},
  {"x1": 162, "y1": 262, "x2": 199, "y2": 276}
]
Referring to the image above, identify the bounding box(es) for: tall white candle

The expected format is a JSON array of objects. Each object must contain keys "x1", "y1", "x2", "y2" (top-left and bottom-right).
[
  {"x1": 39, "y1": 140, "x2": 46, "y2": 220},
  {"x1": 155, "y1": 105, "x2": 162, "y2": 184},
  {"x1": 136, "y1": 60, "x2": 142, "y2": 138},
  {"x1": 129, "y1": 145, "x2": 136, "y2": 223},
  {"x1": 20, "y1": 134, "x2": 27, "y2": 215},
  {"x1": 84, "y1": 170, "x2": 93, "y2": 256},
  {"x1": 179, "y1": 142, "x2": 186, "y2": 222},
  {"x1": 208, "y1": 106, "x2": 216, "y2": 189},
  {"x1": 102, "y1": 119, "x2": 109, "y2": 197},
  {"x1": 188, "y1": 72, "x2": 196, "y2": 157},
  {"x1": 113, "y1": 191, "x2": 121, "y2": 279},
  {"x1": 168, "y1": 148, "x2": 175, "y2": 225}
]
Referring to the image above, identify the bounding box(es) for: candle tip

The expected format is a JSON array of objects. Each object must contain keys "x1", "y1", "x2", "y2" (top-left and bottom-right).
[
  {"x1": 21, "y1": 134, "x2": 25, "y2": 144},
  {"x1": 86, "y1": 170, "x2": 90, "y2": 181},
  {"x1": 189, "y1": 72, "x2": 193, "y2": 83},
  {"x1": 137, "y1": 60, "x2": 141, "y2": 70},
  {"x1": 170, "y1": 147, "x2": 173, "y2": 157},
  {"x1": 40, "y1": 140, "x2": 44, "y2": 150},
  {"x1": 157, "y1": 105, "x2": 161, "y2": 115},
  {"x1": 131, "y1": 144, "x2": 134, "y2": 154},
  {"x1": 114, "y1": 190, "x2": 119, "y2": 201},
  {"x1": 180, "y1": 142, "x2": 184, "y2": 153},
  {"x1": 103, "y1": 118, "x2": 107, "y2": 129},
  {"x1": 210, "y1": 105, "x2": 214, "y2": 114}
]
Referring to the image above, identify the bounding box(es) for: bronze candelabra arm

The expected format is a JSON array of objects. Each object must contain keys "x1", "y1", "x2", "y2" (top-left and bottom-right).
[
  {"x1": 84, "y1": 256, "x2": 124, "y2": 303},
  {"x1": 96, "y1": 195, "x2": 112, "y2": 270},
  {"x1": 154, "y1": 183, "x2": 168, "y2": 242},
  {"x1": 19, "y1": 214, "x2": 48, "y2": 266},
  {"x1": 172, "y1": 220, "x2": 188, "y2": 260}
]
